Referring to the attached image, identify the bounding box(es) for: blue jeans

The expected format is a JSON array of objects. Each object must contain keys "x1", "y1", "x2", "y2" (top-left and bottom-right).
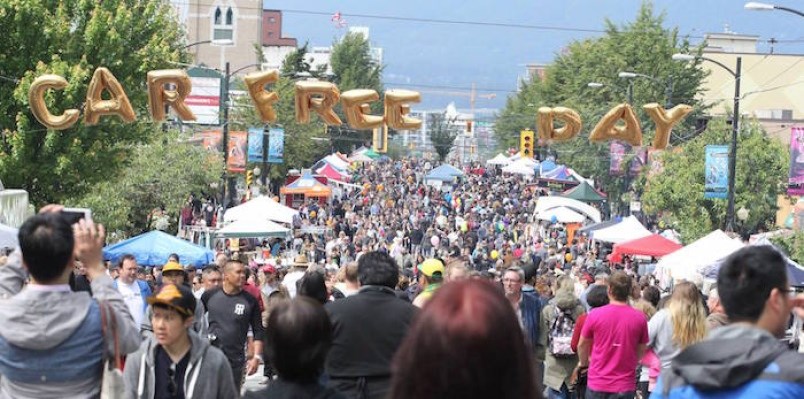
[{"x1": 548, "y1": 384, "x2": 575, "y2": 399}]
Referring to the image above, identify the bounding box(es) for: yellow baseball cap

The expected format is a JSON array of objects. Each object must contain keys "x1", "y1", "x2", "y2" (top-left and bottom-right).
[
  {"x1": 162, "y1": 261, "x2": 183, "y2": 274},
  {"x1": 418, "y1": 259, "x2": 445, "y2": 277}
]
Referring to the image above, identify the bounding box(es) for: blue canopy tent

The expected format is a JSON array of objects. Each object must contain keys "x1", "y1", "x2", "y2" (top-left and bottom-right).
[
  {"x1": 103, "y1": 231, "x2": 215, "y2": 268},
  {"x1": 425, "y1": 164, "x2": 465, "y2": 184}
]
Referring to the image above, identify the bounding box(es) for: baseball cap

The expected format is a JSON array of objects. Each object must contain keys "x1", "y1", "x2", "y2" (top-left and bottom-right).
[
  {"x1": 262, "y1": 264, "x2": 277, "y2": 274},
  {"x1": 418, "y1": 259, "x2": 445, "y2": 277},
  {"x1": 162, "y1": 261, "x2": 183, "y2": 274},
  {"x1": 147, "y1": 284, "x2": 196, "y2": 317}
]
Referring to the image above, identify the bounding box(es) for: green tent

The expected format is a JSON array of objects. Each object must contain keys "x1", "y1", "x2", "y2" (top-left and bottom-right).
[
  {"x1": 562, "y1": 181, "x2": 607, "y2": 202},
  {"x1": 363, "y1": 148, "x2": 381, "y2": 159}
]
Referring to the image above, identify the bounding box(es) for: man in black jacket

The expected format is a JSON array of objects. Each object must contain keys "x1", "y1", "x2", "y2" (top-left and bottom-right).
[{"x1": 325, "y1": 251, "x2": 417, "y2": 399}]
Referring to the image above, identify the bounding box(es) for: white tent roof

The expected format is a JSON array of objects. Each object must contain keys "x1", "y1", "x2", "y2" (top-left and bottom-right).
[
  {"x1": 655, "y1": 230, "x2": 745, "y2": 280},
  {"x1": 535, "y1": 196, "x2": 602, "y2": 223},
  {"x1": 537, "y1": 206, "x2": 586, "y2": 224},
  {"x1": 0, "y1": 223, "x2": 18, "y2": 249},
  {"x1": 323, "y1": 154, "x2": 350, "y2": 170},
  {"x1": 217, "y1": 218, "x2": 290, "y2": 238},
  {"x1": 223, "y1": 196, "x2": 299, "y2": 224},
  {"x1": 349, "y1": 153, "x2": 374, "y2": 163},
  {"x1": 592, "y1": 215, "x2": 652, "y2": 244},
  {"x1": 486, "y1": 153, "x2": 511, "y2": 166},
  {"x1": 502, "y1": 160, "x2": 536, "y2": 176}
]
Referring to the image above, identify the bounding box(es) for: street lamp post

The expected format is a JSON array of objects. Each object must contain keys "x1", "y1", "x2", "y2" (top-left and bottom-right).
[
  {"x1": 745, "y1": 2, "x2": 804, "y2": 17},
  {"x1": 673, "y1": 53, "x2": 742, "y2": 231}
]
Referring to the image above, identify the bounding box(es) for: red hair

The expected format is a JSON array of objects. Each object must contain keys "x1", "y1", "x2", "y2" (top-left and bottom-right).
[{"x1": 389, "y1": 280, "x2": 538, "y2": 399}]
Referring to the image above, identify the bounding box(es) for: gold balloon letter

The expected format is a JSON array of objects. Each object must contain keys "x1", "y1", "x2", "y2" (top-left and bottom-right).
[
  {"x1": 537, "y1": 106, "x2": 582, "y2": 142},
  {"x1": 341, "y1": 89, "x2": 384, "y2": 130},
  {"x1": 589, "y1": 103, "x2": 643, "y2": 147},
  {"x1": 384, "y1": 90, "x2": 422, "y2": 130},
  {"x1": 146, "y1": 70, "x2": 195, "y2": 122},
  {"x1": 294, "y1": 81, "x2": 342, "y2": 125},
  {"x1": 643, "y1": 103, "x2": 693, "y2": 150},
  {"x1": 84, "y1": 67, "x2": 136, "y2": 125},
  {"x1": 28, "y1": 75, "x2": 80, "y2": 130},
  {"x1": 244, "y1": 70, "x2": 279, "y2": 123}
]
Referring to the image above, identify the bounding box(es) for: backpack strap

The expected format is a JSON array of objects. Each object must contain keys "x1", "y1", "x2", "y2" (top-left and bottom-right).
[{"x1": 99, "y1": 301, "x2": 122, "y2": 370}]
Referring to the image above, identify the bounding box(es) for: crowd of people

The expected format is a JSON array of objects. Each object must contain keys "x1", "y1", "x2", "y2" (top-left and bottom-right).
[{"x1": 0, "y1": 155, "x2": 803, "y2": 399}]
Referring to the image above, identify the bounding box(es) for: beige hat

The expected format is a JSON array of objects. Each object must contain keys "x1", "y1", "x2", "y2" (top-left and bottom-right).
[{"x1": 292, "y1": 254, "x2": 310, "y2": 268}]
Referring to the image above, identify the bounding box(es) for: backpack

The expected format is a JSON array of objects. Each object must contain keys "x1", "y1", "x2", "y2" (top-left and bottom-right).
[{"x1": 548, "y1": 306, "x2": 576, "y2": 358}]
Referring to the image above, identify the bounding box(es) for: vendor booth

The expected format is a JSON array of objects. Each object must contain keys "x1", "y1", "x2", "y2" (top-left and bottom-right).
[
  {"x1": 217, "y1": 218, "x2": 290, "y2": 239},
  {"x1": 224, "y1": 196, "x2": 299, "y2": 225},
  {"x1": 280, "y1": 172, "x2": 332, "y2": 208},
  {"x1": 103, "y1": 230, "x2": 215, "y2": 268},
  {"x1": 591, "y1": 215, "x2": 652, "y2": 244}
]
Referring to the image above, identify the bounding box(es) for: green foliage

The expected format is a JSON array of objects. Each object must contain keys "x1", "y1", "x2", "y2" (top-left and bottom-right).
[
  {"x1": 771, "y1": 232, "x2": 804, "y2": 265},
  {"x1": 640, "y1": 118, "x2": 789, "y2": 242},
  {"x1": 429, "y1": 113, "x2": 460, "y2": 162},
  {"x1": 328, "y1": 32, "x2": 384, "y2": 153},
  {"x1": 495, "y1": 1, "x2": 709, "y2": 211},
  {"x1": 66, "y1": 130, "x2": 221, "y2": 237},
  {"x1": 0, "y1": 0, "x2": 187, "y2": 206},
  {"x1": 232, "y1": 46, "x2": 329, "y2": 188}
]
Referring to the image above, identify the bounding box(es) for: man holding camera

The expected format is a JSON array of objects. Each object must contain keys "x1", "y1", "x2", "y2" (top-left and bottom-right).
[{"x1": 0, "y1": 207, "x2": 141, "y2": 398}]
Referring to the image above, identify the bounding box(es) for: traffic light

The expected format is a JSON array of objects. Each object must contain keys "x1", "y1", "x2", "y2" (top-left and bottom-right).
[
  {"x1": 520, "y1": 129, "x2": 534, "y2": 158},
  {"x1": 246, "y1": 170, "x2": 253, "y2": 187},
  {"x1": 466, "y1": 120, "x2": 473, "y2": 135}
]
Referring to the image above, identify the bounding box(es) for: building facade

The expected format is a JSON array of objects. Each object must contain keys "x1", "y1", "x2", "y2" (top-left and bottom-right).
[
  {"x1": 698, "y1": 32, "x2": 803, "y2": 145},
  {"x1": 261, "y1": 10, "x2": 297, "y2": 71},
  {"x1": 172, "y1": 0, "x2": 263, "y2": 76}
]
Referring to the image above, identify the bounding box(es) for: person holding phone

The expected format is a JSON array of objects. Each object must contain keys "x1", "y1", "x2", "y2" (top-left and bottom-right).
[{"x1": 0, "y1": 206, "x2": 142, "y2": 398}]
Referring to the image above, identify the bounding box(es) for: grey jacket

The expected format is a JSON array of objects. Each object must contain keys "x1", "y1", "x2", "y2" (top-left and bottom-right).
[
  {"x1": 123, "y1": 330, "x2": 238, "y2": 399},
  {"x1": 538, "y1": 292, "x2": 586, "y2": 391},
  {"x1": 0, "y1": 250, "x2": 141, "y2": 399}
]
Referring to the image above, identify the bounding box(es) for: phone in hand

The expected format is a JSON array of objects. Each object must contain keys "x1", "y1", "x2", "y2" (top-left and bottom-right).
[{"x1": 61, "y1": 208, "x2": 93, "y2": 225}]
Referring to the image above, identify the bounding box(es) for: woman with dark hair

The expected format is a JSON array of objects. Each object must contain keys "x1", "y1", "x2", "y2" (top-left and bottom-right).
[
  {"x1": 389, "y1": 280, "x2": 540, "y2": 399},
  {"x1": 243, "y1": 297, "x2": 345, "y2": 399},
  {"x1": 298, "y1": 269, "x2": 329, "y2": 305}
]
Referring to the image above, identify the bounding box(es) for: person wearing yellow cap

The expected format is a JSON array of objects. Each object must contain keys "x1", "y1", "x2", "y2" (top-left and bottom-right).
[
  {"x1": 412, "y1": 259, "x2": 445, "y2": 308},
  {"x1": 141, "y1": 261, "x2": 207, "y2": 339}
]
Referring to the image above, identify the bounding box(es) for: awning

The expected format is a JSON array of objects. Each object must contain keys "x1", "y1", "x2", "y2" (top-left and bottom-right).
[
  {"x1": 562, "y1": 181, "x2": 607, "y2": 202},
  {"x1": 103, "y1": 231, "x2": 214, "y2": 268},
  {"x1": 591, "y1": 215, "x2": 652, "y2": 244},
  {"x1": 224, "y1": 195, "x2": 299, "y2": 224},
  {"x1": 609, "y1": 234, "x2": 682, "y2": 263},
  {"x1": 217, "y1": 218, "x2": 290, "y2": 239},
  {"x1": 537, "y1": 206, "x2": 586, "y2": 224}
]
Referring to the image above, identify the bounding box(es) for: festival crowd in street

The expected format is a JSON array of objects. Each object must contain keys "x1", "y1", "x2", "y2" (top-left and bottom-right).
[{"x1": 0, "y1": 157, "x2": 802, "y2": 399}]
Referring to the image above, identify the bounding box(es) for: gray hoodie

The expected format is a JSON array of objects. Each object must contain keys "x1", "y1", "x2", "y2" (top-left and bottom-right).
[
  {"x1": 0, "y1": 250, "x2": 141, "y2": 399},
  {"x1": 123, "y1": 330, "x2": 238, "y2": 399}
]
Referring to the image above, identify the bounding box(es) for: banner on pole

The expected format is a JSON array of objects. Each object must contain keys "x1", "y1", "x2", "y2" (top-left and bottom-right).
[
  {"x1": 789, "y1": 127, "x2": 804, "y2": 196},
  {"x1": 248, "y1": 128, "x2": 263, "y2": 163},
  {"x1": 227, "y1": 131, "x2": 247, "y2": 173},
  {"x1": 609, "y1": 142, "x2": 627, "y2": 176},
  {"x1": 268, "y1": 128, "x2": 285, "y2": 164},
  {"x1": 704, "y1": 145, "x2": 729, "y2": 199},
  {"x1": 200, "y1": 130, "x2": 222, "y2": 152}
]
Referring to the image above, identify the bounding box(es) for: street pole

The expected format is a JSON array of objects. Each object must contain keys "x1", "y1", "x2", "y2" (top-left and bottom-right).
[
  {"x1": 262, "y1": 125, "x2": 270, "y2": 191},
  {"x1": 726, "y1": 57, "x2": 742, "y2": 232},
  {"x1": 221, "y1": 61, "x2": 230, "y2": 209},
  {"x1": 665, "y1": 76, "x2": 674, "y2": 108}
]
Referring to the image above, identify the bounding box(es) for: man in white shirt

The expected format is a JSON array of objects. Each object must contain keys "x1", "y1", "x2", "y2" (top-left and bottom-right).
[{"x1": 114, "y1": 254, "x2": 152, "y2": 328}]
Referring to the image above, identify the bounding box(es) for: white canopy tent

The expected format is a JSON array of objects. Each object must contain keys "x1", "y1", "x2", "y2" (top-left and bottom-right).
[
  {"x1": 591, "y1": 216, "x2": 652, "y2": 244},
  {"x1": 349, "y1": 153, "x2": 374, "y2": 163},
  {"x1": 502, "y1": 159, "x2": 536, "y2": 176},
  {"x1": 655, "y1": 230, "x2": 745, "y2": 281},
  {"x1": 536, "y1": 206, "x2": 586, "y2": 224},
  {"x1": 535, "y1": 196, "x2": 602, "y2": 223},
  {"x1": 217, "y1": 218, "x2": 290, "y2": 239},
  {"x1": 0, "y1": 223, "x2": 18, "y2": 249},
  {"x1": 323, "y1": 154, "x2": 350, "y2": 171},
  {"x1": 223, "y1": 196, "x2": 299, "y2": 225},
  {"x1": 486, "y1": 153, "x2": 512, "y2": 166}
]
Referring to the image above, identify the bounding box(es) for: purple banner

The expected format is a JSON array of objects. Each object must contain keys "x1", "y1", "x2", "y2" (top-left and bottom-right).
[
  {"x1": 609, "y1": 142, "x2": 626, "y2": 176},
  {"x1": 789, "y1": 127, "x2": 804, "y2": 196},
  {"x1": 629, "y1": 147, "x2": 648, "y2": 177}
]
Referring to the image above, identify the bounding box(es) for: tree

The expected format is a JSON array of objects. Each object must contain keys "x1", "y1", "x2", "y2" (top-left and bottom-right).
[
  {"x1": 429, "y1": 113, "x2": 460, "y2": 162},
  {"x1": 231, "y1": 45, "x2": 329, "y2": 190},
  {"x1": 66, "y1": 130, "x2": 221, "y2": 237},
  {"x1": 496, "y1": 1, "x2": 709, "y2": 213},
  {"x1": 639, "y1": 117, "x2": 789, "y2": 242},
  {"x1": 772, "y1": 232, "x2": 804, "y2": 265},
  {"x1": 328, "y1": 31, "x2": 384, "y2": 153},
  {"x1": 0, "y1": 0, "x2": 188, "y2": 206}
]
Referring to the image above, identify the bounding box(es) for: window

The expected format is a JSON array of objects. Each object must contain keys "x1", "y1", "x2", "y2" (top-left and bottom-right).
[{"x1": 213, "y1": 6, "x2": 234, "y2": 41}]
